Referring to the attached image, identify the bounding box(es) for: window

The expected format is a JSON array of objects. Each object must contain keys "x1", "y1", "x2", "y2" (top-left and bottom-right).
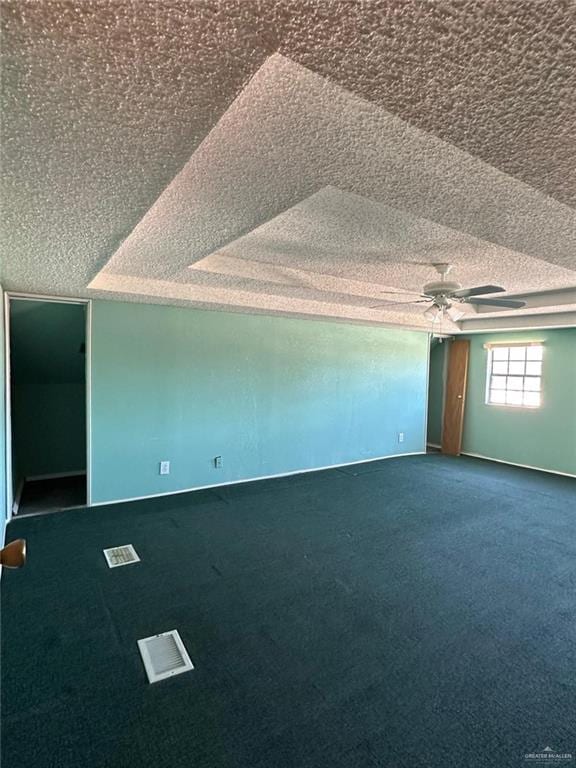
[{"x1": 485, "y1": 344, "x2": 543, "y2": 408}]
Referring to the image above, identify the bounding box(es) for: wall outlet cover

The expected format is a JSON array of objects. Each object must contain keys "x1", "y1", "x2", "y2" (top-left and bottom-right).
[
  {"x1": 214, "y1": 456, "x2": 223, "y2": 469},
  {"x1": 398, "y1": 432, "x2": 405, "y2": 443},
  {"x1": 159, "y1": 461, "x2": 170, "y2": 475}
]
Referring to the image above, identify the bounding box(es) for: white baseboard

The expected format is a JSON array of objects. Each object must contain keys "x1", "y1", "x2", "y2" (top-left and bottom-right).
[
  {"x1": 26, "y1": 471, "x2": 86, "y2": 482},
  {"x1": 91, "y1": 451, "x2": 427, "y2": 508},
  {"x1": 6, "y1": 504, "x2": 84, "y2": 521},
  {"x1": 426, "y1": 443, "x2": 442, "y2": 450},
  {"x1": 461, "y1": 451, "x2": 576, "y2": 479}
]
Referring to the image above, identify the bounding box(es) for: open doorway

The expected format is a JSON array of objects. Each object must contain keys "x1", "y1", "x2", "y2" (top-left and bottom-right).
[
  {"x1": 427, "y1": 337, "x2": 449, "y2": 451},
  {"x1": 7, "y1": 298, "x2": 89, "y2": 516}
]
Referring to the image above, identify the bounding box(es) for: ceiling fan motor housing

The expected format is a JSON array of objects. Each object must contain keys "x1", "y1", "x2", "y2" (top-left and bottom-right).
[{"x1": 422, "y1": 280, "x2": 462, "y2": 297}]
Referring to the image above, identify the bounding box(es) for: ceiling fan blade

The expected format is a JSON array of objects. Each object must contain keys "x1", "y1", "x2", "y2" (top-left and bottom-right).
[
  {"x1": 369, "y1": 299, "x2": 431, "y2": 309},
  {"x1": 378, "y1": 290, "x2": 423, "y2": 297},
  {"x1": 467, "y1": 297, "x2": 526, "y2": 309},
  {"x1": 451, "y1": 285, "x2": 505, "y2": 298}
]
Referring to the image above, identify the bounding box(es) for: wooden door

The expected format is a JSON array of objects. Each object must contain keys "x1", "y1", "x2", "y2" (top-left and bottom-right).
[{"x1": 442, "y1": 339, "x2": 470, "y2": 456}]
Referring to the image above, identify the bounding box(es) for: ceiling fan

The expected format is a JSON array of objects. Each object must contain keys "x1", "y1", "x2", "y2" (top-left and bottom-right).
[{"x1": 370, "y1": 263, "x2": 526, "y2": 321}]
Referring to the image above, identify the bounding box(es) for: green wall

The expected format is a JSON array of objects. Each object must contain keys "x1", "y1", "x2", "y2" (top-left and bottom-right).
[
  {"x1": 427, "y1": 339, "x2": 447, "y2": 446},
  {"x1": 10, "y1": 301, "x2": 86, "y2": 485},
  {"x1": 91, "y1": 301, "x2": 429, "y2": 504},
  {"x1": 461, "y1": 329, "x2": 576, "y2": 475}
]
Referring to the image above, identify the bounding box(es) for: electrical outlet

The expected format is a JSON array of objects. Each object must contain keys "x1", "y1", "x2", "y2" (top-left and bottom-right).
[
  {"x1": 214, "y1": 456, "x2": 223, "y2": 469},
  {"x1": 398, "y1": 432, "x2": 405, "y2": 443},
  {"x1": 159, "y1": 461, "x2": 170, "y2": 475}
]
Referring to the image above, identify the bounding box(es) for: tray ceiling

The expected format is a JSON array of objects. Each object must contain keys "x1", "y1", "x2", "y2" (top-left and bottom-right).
[{"x1": 2, "y1": 1, "x2": 575, "y2": 332}]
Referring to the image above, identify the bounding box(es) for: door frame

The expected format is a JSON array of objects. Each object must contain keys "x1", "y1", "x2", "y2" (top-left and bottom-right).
[{"x1": 4, "y1": 292, "x2": 92, "y2": 519}]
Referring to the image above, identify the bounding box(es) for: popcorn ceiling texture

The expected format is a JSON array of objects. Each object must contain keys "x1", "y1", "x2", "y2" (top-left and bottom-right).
[
  {"x1": 186, "y1": 187, "x2": 576, "y2": 300},
  {"x1": 90, "y1": 54, "x2": 576, "y2": 329},
  {"x1": 2, "y1": 1, "x2": 576, "y2": 329}
]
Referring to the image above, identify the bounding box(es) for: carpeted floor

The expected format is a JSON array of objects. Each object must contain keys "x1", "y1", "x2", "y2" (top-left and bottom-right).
[
  {"x1": 2, "y1": 454, "x2": 575, "y2": 768},
  {"x1": 16, "y1": 474, "x2": 86, "y2": 517}
]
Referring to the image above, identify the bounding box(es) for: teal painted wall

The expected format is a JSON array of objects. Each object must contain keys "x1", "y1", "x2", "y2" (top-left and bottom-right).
[
  {"x1": 10, "y1": 301, "x2": 86, "y2": 484},
  {"x1": 462, "y1": 329, "x2": 576, "y2": 475},
  {"x1": 91, "y1": 301, "x2": 429, "y2": 504},
  {"x1": 0, "y1": 286, "x2": 6, "y2": 540},
  {"x1": 427, "y1": 339, "x2": 447, "y2": 445}
]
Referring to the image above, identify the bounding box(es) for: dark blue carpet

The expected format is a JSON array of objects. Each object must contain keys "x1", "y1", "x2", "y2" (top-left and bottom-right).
[{"x1": 2, "y1": 455, "x2": 575, "y2": 767}]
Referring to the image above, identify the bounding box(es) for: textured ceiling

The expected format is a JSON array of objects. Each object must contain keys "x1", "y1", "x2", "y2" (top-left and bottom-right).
[{"x1": 2, "y1": 0, "x2": 576, "y2": 332}]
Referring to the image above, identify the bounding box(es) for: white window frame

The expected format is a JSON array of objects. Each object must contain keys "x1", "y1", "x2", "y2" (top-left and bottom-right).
[{"x1": 484, "y1": 342, "x2": 544, "y2": 410}]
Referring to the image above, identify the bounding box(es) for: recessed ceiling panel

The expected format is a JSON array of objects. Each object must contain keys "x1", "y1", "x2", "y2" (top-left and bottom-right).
[
  {"x1": 186, "y1": 187, "x2": 576, "y2": 295},
  {"x1": 90, "y1": 56, "x2": 575, "y2": 329}
]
